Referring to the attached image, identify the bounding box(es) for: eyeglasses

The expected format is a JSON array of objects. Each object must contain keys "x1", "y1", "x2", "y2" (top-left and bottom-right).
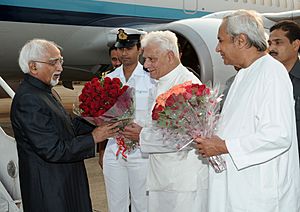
[{"x1": 32, "y1": 57, "x2": 64, "y2": 66}]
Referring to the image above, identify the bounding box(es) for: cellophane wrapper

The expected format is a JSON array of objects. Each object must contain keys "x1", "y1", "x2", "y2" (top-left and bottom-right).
[
  {"x1": 73, "y1": 77, "x2": 137, "y2": 159},
  {"x1": 152, "y1": 81, "x2": 227, "y2": 173}
]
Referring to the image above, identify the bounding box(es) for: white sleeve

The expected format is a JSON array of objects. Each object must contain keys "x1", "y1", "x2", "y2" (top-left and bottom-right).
[{"x1": 225, "y1": 69, "x2": 295, "y2": 170}]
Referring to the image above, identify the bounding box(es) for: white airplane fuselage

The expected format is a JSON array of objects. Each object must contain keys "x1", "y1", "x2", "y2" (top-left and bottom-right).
[
  {"x1": 0, "y1": 0, "x2": 299, "y2": 81},
  {"x1": 1, "y1": 0, "x2": 300, "y2": 211}
]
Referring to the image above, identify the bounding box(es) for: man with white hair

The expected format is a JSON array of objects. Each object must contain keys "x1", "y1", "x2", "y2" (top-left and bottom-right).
[
  {"x1": 195, "y1": 10, "x2": 300, "y2": 212},
  {"x1": 123, "y1": 30, "x2": 208, "y2": 212},
  {"x1": 102, "y1": 28, "x2": 157, "y2": 212},
  {"x1": 10, "y1": 38, "x2": 119, "y2": 212}
]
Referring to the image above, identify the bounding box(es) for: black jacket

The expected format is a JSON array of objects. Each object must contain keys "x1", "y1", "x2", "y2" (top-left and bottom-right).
[
  {"x1": 10, "y1": 74, "x2": 95, "y2": 212},
  {"x1": 290, "y1": 59, "x2": 300, "y2": 156}
]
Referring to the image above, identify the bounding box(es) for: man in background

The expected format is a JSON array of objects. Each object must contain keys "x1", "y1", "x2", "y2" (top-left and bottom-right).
[
  {"x1": 124, "y1": 30, "x2": 208, "y2": 212},
  {"x1": 109, "y1": 46, "x2": 122, "y2": 69},
  {"x1": 268, "y1": 20, "x2": 300, "y2": 157},
  {"x1": 97, "y1": 45, "x2": 122, "y2": 160},
  {"x1": 102, "y1": 28, "x2": 156, "y2": 212},
  {"x1": 98, "y1": 46, "x2": 122, "y2": 79}
]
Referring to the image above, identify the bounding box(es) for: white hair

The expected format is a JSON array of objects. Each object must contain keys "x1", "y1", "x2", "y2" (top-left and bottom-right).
[
  {"x1": 18, "y1": 39, "x2": 62, "y2": 73},
  {"x1": 141, "y1": 30, "x2": 180, "y2": 58},
  {"x1": 224, "y1": 10, "x2": 267, "y2": 52}
]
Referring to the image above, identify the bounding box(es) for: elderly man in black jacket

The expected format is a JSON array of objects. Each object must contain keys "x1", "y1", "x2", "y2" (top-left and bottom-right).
[{"x1": 10, "y1": 39, "x2": 119, "y2": 212}]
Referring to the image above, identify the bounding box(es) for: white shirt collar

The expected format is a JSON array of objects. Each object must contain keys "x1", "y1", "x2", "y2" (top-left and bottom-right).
[
  {"x1": 159, "y1": 63, "x2": 184, "y2": 82},
  {"x1": 113, "y1": 62, "x2": 146, "y2": 83}
]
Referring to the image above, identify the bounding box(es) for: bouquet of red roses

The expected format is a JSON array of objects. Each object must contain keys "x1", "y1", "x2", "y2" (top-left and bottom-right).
[
  {"x1": 152, "y1": 81, "x2": 226, "y2": 173},
  {"x1": 73, "y1": 77, "x2": 136, "y2": 158}
]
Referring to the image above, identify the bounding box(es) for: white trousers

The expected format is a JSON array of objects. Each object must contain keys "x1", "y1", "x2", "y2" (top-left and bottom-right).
[
  {"x1": 148, "y1": 189, "x2": 208, "y2": 212},
  {"x1": 103, "y1": 149, "x2": 148, "y2": 212}
]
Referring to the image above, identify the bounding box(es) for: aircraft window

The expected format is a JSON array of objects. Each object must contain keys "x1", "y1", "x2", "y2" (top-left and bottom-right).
[
  {"x1": 281, "y1": 0, "x2": 284, "y2": 7},
  {"x1": 281, "y1": 0, "x2": 287, "y2": 8},
  {"x1": 281, "y1": 0, "x2": 287, "y2": 7},
  {"x1": 183, "y1": 0, "x2": 197, "y2": 14},
  {"x1": 265, "y1": 0, "x2": 272, "y2": 6}
]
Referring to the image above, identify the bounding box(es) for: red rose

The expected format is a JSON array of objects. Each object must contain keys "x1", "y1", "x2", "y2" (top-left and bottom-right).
[
  {"x1": 165, "y1": 94, "x2": 176, "y2": 107},
  {"x1": 112, "y1": 78, "x2": 121, "y2": 86},
  {"x1": 104, "y1": 82, "x2": 110, "y2": 90},
  {"x1": 152, "y1": 112, "x2": 159, "y2": 120},
  {"x1": 152, "y1": 104, "x2": 165, "y2": 120},
  {"x1": 77, "y1": 76, "x2": 133, "y2": 122},
  {"x1": 103, "y1": 77, "x2": 111, "y2": 84},
  {"x1": 120, "y1": 86, "x2": 128, "y2": 95},
  {"x1": 156, "y1": 105, "x2": 164, "y2": 112},
  {"x1": 185, "y1": 85, "x2": 193, "y2": 94},
  {"x1": 91, "y1": 77, "x2": 100, "y2": 86},
  {"x1": 183, "y1": 92, "x2": 192, "y2": 100},
  {"x1": 195, "y1": 84, "x2": 206, "y2": 96},
  {"x1": 204, "y1": 87, "x2": 210, "y2": 95},
  {"x1": 79, "y1": 93, "x2": 86, "y2": 101},
  {"x1": 109, "y1": 89, "x2": 118, "y2": 97}
]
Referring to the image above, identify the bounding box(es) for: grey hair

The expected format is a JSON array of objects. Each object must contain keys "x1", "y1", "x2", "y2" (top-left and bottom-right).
[
  {"x1": 18, "y1": 39, "x2": 62, "y2": 73},
  {"x1": 224, "y1": 10, "x2": 267, "y2": 52},
  {"x1": 141, "y1": 30, "x2": 180, "y2": 58}
]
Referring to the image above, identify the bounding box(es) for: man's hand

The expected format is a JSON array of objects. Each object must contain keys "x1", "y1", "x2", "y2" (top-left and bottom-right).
[
  {"x1": 92, "y1": 122, "x2": 120, "y2": 143},
  {"x1": 121, "y1": 123, "x2": 142, "y2": 142},
  {"x1": 194, "y1": 135, "x2": 228, "y2": 158}
]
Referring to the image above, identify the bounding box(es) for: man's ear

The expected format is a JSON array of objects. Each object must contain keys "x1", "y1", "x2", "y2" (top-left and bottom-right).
[
  {"x1": 167, "y1": 50, "x2": 175, "y2": 63},
  {"x1": 234, "y1": 33, "x2": 248, "y2": 48},
  {"x1": 29, "y1": 62, "x2": 38, "y2": 74},
  {"x1": 292, "y1": 39, "x2": 300, "y2": 52},
  {"x1": 139, "y1": 46, "x2": 143, "y2": 54}
]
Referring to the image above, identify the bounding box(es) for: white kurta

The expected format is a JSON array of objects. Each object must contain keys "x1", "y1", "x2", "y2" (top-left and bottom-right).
[
  {"x1": 103, "y1": 63, "x2": 157, "y2": 212},
  {"x1": 140, "y1": 64, "x2": 208, "y2": 212},
  {"x1": 210, "y1": 55, "x2": 300, "y2": 212}
]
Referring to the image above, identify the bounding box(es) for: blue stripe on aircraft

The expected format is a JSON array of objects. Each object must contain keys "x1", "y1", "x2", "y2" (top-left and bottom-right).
[
  {"x1": 0, "y1": 5, "x2": 174, "y2": 27},
  {"x1": 0, "y1": 0, "x2": 210, "y2": 20}
]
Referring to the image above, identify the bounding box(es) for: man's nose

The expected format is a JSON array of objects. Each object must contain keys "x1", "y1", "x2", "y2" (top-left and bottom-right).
[
  {"x1": 215, "y1": 43, "x2": 220, "y2": 52},
  {"x1": 57, "y1": 63, "x2": 63, "y2": 72},
  {"x1": 143, "y1": 59, "x2": 150, "y2": 68},
  {"x1": 268, "y1": 44, "x2": 274, "y2": 52},
  {"x1": 120, "y1": 49, "x2": 128, "y2": 55}
]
